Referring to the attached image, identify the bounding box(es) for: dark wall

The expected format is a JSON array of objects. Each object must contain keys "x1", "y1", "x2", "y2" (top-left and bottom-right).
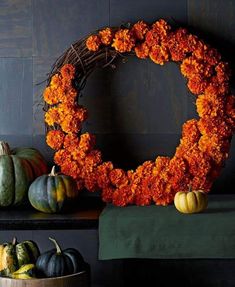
[{"x1": 0, "y1": 1, "x2": 235, "y2": 286}]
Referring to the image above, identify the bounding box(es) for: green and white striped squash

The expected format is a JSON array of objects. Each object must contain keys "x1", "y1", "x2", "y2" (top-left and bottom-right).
[{"x1": 0, "y1": 141, "x2": 48, "y2": 206}]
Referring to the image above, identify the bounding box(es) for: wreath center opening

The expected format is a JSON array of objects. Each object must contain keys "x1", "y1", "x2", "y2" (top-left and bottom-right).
[{"x1": 80, "y1": 58, "x2": 193, "y2": 169}]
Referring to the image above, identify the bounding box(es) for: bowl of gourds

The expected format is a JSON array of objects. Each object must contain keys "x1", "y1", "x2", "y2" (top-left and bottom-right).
[{"x1": 0, "y1": 237, "x2": 90, "y2": 287}]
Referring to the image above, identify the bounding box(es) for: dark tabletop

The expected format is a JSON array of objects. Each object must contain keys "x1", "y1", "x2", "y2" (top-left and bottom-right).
[{"x1": 0, "y1": 197, "x2": 105, "y2": 230}]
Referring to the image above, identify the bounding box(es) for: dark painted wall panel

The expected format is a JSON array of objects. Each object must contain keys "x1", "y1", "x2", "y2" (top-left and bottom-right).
[
  {"x1": 0, "y1": 0, "x2": 32, "y2": 57},
  {"x1": 95, "y1": 133, "x2": 181, "y2": 169},
  {"x1": 81, "y1": 58, "x2": 189, "y2": 135},
  {"x1": 110, "y1": 0, "x2": 188, "y2": 25},
  {"x1": 0, "y1": 58, "x2": 33, "y2": 135},
  {"x1": 33, "y1": 0, "x2": 110, "y2": 57},
  {"x1": 0, "y1": 135, "x2": 33, "y2": 147},
  {"x1": 33, "y1": 56, "x2": 57, "y2": 135}
]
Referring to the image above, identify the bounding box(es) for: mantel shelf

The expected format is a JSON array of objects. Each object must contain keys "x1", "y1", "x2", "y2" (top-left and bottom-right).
[{"x1": 0, "y1": 197, "x2": 105, "y2": 230}]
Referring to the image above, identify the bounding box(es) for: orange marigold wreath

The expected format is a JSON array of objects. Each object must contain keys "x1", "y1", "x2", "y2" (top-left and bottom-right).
[{"x1": 43, "y1": 19, "x2": 235, "y2": 206}]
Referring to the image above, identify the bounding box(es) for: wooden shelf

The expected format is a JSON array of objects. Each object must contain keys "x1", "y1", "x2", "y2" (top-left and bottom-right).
[{"x1": 0, "y1": 197, "x2": 105, "y2": 230}]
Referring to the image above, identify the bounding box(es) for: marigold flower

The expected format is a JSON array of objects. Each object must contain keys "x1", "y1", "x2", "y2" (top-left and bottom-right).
[
  {"x1": 54, "y1": 149, "x2": 72, "y2": 166},
  {"x1": 131, "y1": 20, "x2": 149, "y2": 40},
  {"x1": 86, "y1": 35, "x2": 101, "y2": 51},
  {"x1": 63, "y1": 133, "x2": 80, "y2": 150},
  {"x1": 196, "y1": 93, "x2": 225, "y2": 118},
  {"x1": 215, "y1": 62, "x2": 231, "y2": 83},
  {"x1": 99, "y1": 28, "x2": 113, "y2": 45},
  {"x1": 182, "y1": 119, "x2": 201, "y2": 144},
  {"x1": 46, "y1": 130, "x2": 65, "y2": 150},
  {"x1": 134, "y1": 176, "x2": 152, "y2": 206},
  {"x1": 112, "y1": 186, "x2": 134, "y2": 207},
  {"x1": 191, "y1": 176, "x2": 212, "y2": 192},
  {"x1": 151, "y1": 177, "x2": 175, "y2": 206},
  {"x1": 187, "y1": 74, "x2": 208, "y2": 95},
  {"x1": 50, "y1": 74, "x2": 63, "y2": 89},
  {"x1": 109, "y1": 168, "x2": 128, "y2": 188},
  {"x1": 79, "y1": 133, "x2": 96, "y2": 153},
  {"x1": 145, "y1": 29, "x2": 160, "y2": 47},
  {"x1": 152, "y1": 19, "x2": 171, "y2": 40},
  {"x1": 193, "y1": 43, "x2": 221, "y2": 65},
  {"x1": 181, "y1": 57, "x2": 203, "y2": 78},
  {"x1": 136, "y1": 161, "x2": 154, "y2": 177},
  {"x1": 166, "y1": 28, "x2": 192, "y2": 62},
  {"x1": 198, "y1": 116, "x2": 232, "y2": 139},
  {"x1": 171, "y1": 174, "x2": 190, "y2": 192},
  {"x1": 75, "y1": 106, "x2": 88, "y2": 122},
  {"x1": 153, "y1": 156, "x2": 170, "y2": 175},
  {"x1": 175, "y1": 137, "x2": 200, "y2": 159},
  {"x1": 184, "y1": 146, "x2": 212, "y2": 178},
  {"x1": 44, "y1": 107, "x2": 60, "y2": 126},
  {"x1": 84, "y1": 171, "x2": 98, "y2": 192},
  {"x1": 204, "y1": 76, "x2": 229, "y2": 97},
  {"x1": 128, "y1": 172, "x2": 140, "y2": 194},
  {"x1": 181, "y1": 56, "x2": 213, "y2": 79},
  {"x1": 199, "y1": 134, "x2": 230, "y2": 164},
  {"x1": 59, "y1": 86, "x2": 77, "y2": 104},
  {"x1": 112, "y1": 29, "x2": 135, "y2": 53},
  {"x1": 71, "y1": 148, "x2": 86, "y2": 165},
  {"x1": 187, "y1": 34, "x2": 200, "y2": 51},
  {"x1": 61, "y1": 159, "x2": 81, "y2": 179},
  {"x1": 135, "y1": 42, "x2": 149, "y2": 59},
  {"x1": 60, "y1": 64, "x2": 76, "y2": 80},
  {"x1": 167, "y1": 157, "x2": 188, "y2": 183},
  {"x1": 102, "y1": 186, "x2": 115, "y2": 203},
  {"x1": 43, "y1": 87, "x2": 60, "y2": 105},
  {"x1": 149, "y1": 44, "x2": 169, "y2": 65},
  {"x1": 97, "y1": 161, "x2": 113, "y2": 189},
  {"x1": 60, "y1": 114, "x2": 81, "y2": 133},
  {"x1": 57, "y1": 102, "x2": 75, "y2": 119},
  {"x1": 85, "y1": 150, "x2": 102, "y2": 168}
]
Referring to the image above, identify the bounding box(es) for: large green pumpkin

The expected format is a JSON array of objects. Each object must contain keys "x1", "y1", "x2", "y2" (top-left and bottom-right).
[
  {"x1": 36, "y1": 238, "x2": 85, "y2": 278},
  {"x1": 0, "y1": 237, "x2": 40, "y2": 277},
  {"x1": 28, "y1": 166, "x2": 79, "y2": 213},
  {"x1": 0, "y1": 141, "x2": 48, "y2": 206}
]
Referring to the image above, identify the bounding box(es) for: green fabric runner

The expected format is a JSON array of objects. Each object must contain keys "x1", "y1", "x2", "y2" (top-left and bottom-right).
[{"x1": 99, "y1": 195, "x2": 235, "y2": 259}]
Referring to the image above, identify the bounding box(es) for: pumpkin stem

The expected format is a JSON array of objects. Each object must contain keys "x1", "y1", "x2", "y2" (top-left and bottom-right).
[
  {"x1": 188, "y1": 185, "x2": 192, "y2": 192},
  {"x1": 49, "y1": 166, "x2": 57, "y2": 177},
  {"x1": 49, "y1": 237, "x2": 62, "y2": 254},
  {"x1": 0, "y1": 141, "x2": 11, "y2": 156},
  {"x1": 12, "y1": 237, "x2": 17, "y2": 246}
]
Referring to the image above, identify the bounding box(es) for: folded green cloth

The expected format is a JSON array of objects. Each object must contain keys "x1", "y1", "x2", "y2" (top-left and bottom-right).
[{"x1": 99, "y1": 195, "x2": 235, "y2": 259}]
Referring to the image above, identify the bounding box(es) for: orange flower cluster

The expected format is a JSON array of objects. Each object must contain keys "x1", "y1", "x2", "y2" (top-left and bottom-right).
[
  {"x1": 46, "y1": 130, "x2": 65, "y2": 150},
  {"x1": 44, "y1": 19, "x2": 234, "y2": 207},
  {"x1": 44, "y1": 65, "x2": 88, "y2": 135}
]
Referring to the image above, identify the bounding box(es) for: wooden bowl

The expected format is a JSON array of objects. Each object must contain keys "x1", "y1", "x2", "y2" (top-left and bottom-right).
[{"x1": 0, "y1": 270, "x2": 90, "y2": 287}]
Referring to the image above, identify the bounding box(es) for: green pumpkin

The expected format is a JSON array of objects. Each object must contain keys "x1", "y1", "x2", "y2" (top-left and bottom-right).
[
  {"x1": 0, "y1": 237, "x2": 40, "y2": 277},
  {"x1": 28, "y1": 166, "x2": 79, "y2": 213},
  {"x1": 0, "y1": 141, "x2": 48, "y2": 206},
  {"x1": 36, "y1": 238, "x2": 85, "y2": 278}
]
